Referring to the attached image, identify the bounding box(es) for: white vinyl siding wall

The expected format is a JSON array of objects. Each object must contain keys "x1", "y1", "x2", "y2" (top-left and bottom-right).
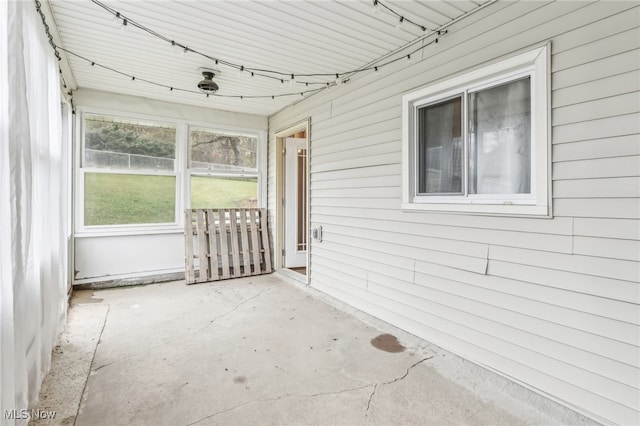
[{"x1": 268, "y1": 2, "x2": 640, "y2": 425}]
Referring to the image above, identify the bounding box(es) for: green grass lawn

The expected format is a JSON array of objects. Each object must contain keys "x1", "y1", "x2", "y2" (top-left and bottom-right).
[
  {"x1": 84, "y1": 173, "x2": 257, "y2": 226},
  {"x1": 190, "y1": 176, "x2": 257, "y2": 209}
]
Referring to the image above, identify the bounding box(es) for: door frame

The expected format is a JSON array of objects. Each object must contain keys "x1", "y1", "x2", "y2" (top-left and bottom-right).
[{"x1": 274, "y1": 118, "x2": 310, "y2": 283}]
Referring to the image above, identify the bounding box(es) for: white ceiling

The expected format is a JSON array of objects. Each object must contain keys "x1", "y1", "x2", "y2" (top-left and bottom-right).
[{"x1": 47, "y1": 0, "x2": 488, "y2": 116}]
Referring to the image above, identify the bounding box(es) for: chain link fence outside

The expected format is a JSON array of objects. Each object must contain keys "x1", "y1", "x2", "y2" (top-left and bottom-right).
[
  {"x1": 85, "y1": 150, "x2": 257, "y2": 173},
  {"x1": 85, "y1": 149, "x2": 175, "y2": 171}
]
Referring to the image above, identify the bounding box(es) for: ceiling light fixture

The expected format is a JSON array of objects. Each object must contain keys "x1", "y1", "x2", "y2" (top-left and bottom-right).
[{"x1": 197, "y1": 70, "x2": 219, "y2": 94}]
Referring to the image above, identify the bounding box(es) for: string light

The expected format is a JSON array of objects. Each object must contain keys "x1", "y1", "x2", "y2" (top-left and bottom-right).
[
  {"x1": 371, "y1": 0, "x2": 429, "y2": 32},
  {"x1": 372, "y1": 0, "x2": 379, "y2": 14},
  {"x1": 39, "y1": 0, "x2": 450, "y2": 103},
  {"x1": 34, "y1": 0, "x2": 62, "y2": 61},
  {"x1": 121, "y1": 18, "x2": 128, "y2": 32},
  {"x1": 87, "y1": 0, "x2": 441, "y2": 86},
  {"x1": 57, "y1": 47, "x2": 327, "y2": 100}
]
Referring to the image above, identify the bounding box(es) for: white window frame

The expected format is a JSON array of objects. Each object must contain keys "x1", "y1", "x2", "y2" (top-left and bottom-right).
[
  {"x1": 76, "y1": 109, "x2": 183, "y2": 235},
  {"x1": 186, "y1": 124, "x2": 266, "y2": 210},
  {"x1": 402, "y1": 44, "x2": 550, "y2": 217},
  {"x1": 74, "y1": 108, "x2": 267, "y2": 236}
]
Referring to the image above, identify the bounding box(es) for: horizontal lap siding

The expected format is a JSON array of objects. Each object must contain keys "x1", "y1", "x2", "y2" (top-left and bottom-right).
[{"x1": 268, "y1": 2, "x2": 640, "y2": 425}]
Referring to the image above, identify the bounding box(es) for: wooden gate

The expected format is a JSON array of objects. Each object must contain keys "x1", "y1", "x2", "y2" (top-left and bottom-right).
[{"x1": 184, "y1": 208, "x2": 272, "y2": 284}]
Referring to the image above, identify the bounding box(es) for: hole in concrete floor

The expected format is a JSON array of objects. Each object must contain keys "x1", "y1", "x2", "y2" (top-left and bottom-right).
[{"x1": 371, "y1": 333, "x2": 405, "y2": 353}]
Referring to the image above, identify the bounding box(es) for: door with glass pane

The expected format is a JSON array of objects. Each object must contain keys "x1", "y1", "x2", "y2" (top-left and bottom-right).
[{"x1": 284, "y1": 137, "x2": 307, "y2": 268}]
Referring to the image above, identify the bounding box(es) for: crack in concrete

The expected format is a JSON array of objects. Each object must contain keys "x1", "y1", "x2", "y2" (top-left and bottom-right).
[
  {"x1": 92, "y1": 287, "x2": 274, "y2": 372},
  {"x1": 365, "y1": 384, "x2": 377, "y2": 418},
  {"x1": 73, "y1": 305, "x2": 110, "y2": 426},
  {"x1": 185, "y1": 384, "x2": 373, "y2": 426},
  {"x1": 197, "y1": 287, "x2": 274, "y2": 333},
  {"x1": 365, "y1": 356, "x2": 433, "y2": 419},
  {"x1": 186, "y1": 356, "x2": 433, "y2": 426}
]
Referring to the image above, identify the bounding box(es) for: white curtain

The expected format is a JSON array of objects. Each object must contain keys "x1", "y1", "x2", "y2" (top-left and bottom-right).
[
  {"x1": 1, "y1": 1, "x2": 69, "y2": 425},
  {"x1": 469, "y1": 78, "x2": 531, "y2": 195}
]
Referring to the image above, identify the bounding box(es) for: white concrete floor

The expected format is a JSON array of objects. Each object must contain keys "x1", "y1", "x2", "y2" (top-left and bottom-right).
[{"x1": 31, "y1": 274, "x2": 594, "y2": 426}]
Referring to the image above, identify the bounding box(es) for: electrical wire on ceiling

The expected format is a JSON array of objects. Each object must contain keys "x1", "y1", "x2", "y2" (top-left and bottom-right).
[
  {"x1": 35, "y1": 0, "x2": 448, "y2": 101},
  {"x1": 55, "y1": 32, "x2": 443, "y2": 101},
  {"x1": 88, "y1": 0, "x2": 445, "y2": 86},
  {"x1": 58, "y1": 47, "x2": 327, "y2": 100},
  {"x1": 371, "y1": 0, "x2": 432, "y2": 32}
]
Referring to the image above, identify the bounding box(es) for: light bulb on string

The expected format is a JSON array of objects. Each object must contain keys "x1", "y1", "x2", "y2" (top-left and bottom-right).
[
  {"x1": 407, "y1": 54, "x2": 411, "y2": 61},
  {"x1": 271, "y1": 95, "x2": 275, "y2": 103},
  {"x1": 112, "y1": 12, "x2": 121, "y2": 26},
  {"x1": 182, "y1": 47, "x2": 189, "y2": 56},
  {"x1": 131, "y1": 76, "x2": 136, "y2": 84},
  {"x1": 335, "y1": 73, "x2": 340, "y2": 84},
  {"x1": 237, "y1": 66, "x2": 244, "y2": 79},
  {"x1": 85, "y1": 0, "x2": 438, "y2": 90},
  {"x1": 121, "y1": 18, "x2": 128, "y2": 32},
  {"x1": 289, "y1": 74, "x2": 295, "y2": 86}
]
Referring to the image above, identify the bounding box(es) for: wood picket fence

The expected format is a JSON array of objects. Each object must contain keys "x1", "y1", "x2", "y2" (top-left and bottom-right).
[{"x1": 184, "y1": 208, "x2": 272, "y2": 284}]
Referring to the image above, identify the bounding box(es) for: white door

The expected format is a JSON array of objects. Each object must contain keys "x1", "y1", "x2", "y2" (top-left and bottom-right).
[{"x1": 284, "y1": 137, "x2": 307, "y2": 268}]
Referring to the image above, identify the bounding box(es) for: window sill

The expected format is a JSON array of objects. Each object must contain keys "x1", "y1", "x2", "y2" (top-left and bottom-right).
[
  {"x1": 75, "y1": 226, "x2": 184, "y2": 238},
  {"x1": 401, "y1": 202, "x2": 550, "y2": 218}
]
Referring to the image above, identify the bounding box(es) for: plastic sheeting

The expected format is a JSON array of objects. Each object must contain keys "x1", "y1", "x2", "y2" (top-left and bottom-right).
[{"x1": 1, "y1": 1, "x2": 69, "y2": 425}]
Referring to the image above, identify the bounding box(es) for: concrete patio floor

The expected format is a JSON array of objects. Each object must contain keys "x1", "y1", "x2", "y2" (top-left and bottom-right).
[{"x1": 31, "y1": 274, "x2": 593, "y2": 426}]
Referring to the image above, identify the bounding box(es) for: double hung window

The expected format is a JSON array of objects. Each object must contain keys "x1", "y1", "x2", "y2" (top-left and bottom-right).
[
  {"x1": 189, "y1": 127, "x2": 259, "y2": 209},
  {"x1": 81, "y1": 114, "x2": 178, "y2": 228}
]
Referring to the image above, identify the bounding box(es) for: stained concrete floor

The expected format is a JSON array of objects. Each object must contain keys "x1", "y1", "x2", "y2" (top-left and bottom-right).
[{"x1": 31, "y1": 274, "x2": 593, "y2": 426}]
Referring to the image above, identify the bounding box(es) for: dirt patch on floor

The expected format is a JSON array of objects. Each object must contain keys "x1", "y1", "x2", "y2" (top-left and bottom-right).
[
  {"x1": 71, "y1": 291, "x2": 103, "y2": 304},
  {"x1": 370, "y1": 333, "x2": 405, "y2": 353}
]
